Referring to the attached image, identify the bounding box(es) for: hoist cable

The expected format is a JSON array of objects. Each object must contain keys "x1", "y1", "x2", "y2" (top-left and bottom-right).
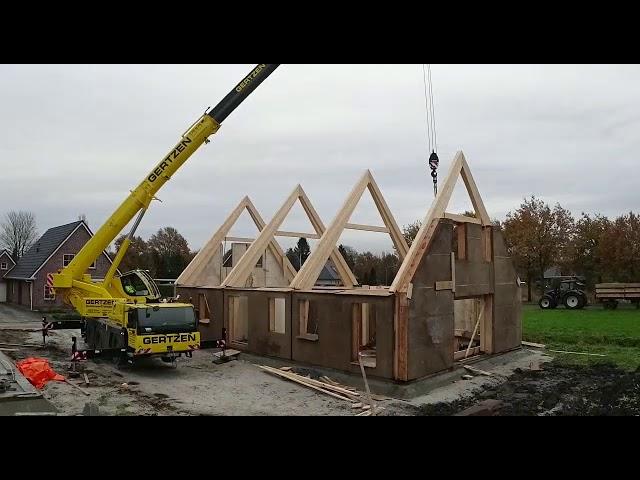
[
  {"x1": 427, "y1": 64, "x2": 438, "y2": 153},
  {"x1": 421, "y1": 64, "x2": 432, "y2": 154},
  {"x1": 422, "y1": 64, "x2": 440, "y2": 197}
]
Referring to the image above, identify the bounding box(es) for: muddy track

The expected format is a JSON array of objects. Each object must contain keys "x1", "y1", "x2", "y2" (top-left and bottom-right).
[{"x1": 416, "y1": 362, "x2": 640, "y2": 416}]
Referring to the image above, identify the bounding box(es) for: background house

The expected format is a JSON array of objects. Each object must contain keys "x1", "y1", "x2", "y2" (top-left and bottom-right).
[
  {"x1": 316, "y1": 263, "x2": 341, "y2": 287},
  {"x1": 0, "y1": 249, "x2": 16, "y2": 303},
  {"x1": 3, "y1": 220, "x2": 114, "y2": 311}
]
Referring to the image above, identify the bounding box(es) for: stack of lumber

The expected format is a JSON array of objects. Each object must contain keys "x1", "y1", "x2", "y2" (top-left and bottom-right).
[
  {"x1": 256, "y1": 365, "x2": 378, "y2": 416},
  {"x1": 595, "y1": 283, "x2": 640, "y2": 299}
]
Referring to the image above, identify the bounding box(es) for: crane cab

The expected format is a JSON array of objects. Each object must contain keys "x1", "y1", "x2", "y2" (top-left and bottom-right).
[
  {"x1": 117, "y1": 270, "x2": 161, "y2": 301},
  {"x1": 124, "y1": 303, "x2": 200, "y2": 357}
]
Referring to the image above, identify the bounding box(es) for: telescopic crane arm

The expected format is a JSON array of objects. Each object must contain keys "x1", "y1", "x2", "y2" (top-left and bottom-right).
[{"x1": 54, "y1": 64, "x2": 279, "y2": 294}]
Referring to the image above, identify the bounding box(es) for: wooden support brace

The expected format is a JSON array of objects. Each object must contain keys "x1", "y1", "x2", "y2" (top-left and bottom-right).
[
  {"x1": 344, "y1": 223, "x2": 390, "y2": 233},
  {"x1": 275, "y1": 231, "x2": 321, "y2": 239},
  {"x1": 393, "y1": 292, "x2": 409, "y2": 381}
]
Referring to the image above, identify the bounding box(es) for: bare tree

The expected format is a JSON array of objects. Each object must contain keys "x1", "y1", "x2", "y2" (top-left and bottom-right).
[
  {"x1": 0, "y1": 211, "x2": 38, "y2": 261},
  {"x1": 78, "y1": 213, "x2": 88, "y2": 226}
]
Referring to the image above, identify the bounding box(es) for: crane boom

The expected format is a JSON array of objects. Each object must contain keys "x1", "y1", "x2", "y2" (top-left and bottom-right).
[
  {"x1": 50, "y1": 64, "x2": 279, "y2": 365},
  {"x1": 59, "y1": 64, "x2": 279, "y2": 282}
]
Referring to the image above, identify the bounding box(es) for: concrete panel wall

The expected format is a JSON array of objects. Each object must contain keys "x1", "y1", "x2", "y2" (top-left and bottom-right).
[
  {"x1": 408, "y1": 220, "x2": 455, "y2": 379},
  {"x1": 223, "y1": 289, "x2": 292, "y2": 360},
  {"x1": 454, "y1": 223, "x2": 493, "y2": 298},
  {"x1": 176, "y1": 287, "x2": 224, "y2": 343},
  {"x1": 292, "y1": 292, "x2": 395, "y2": 380},
  {"x1": 491, "y1": 228, "x2": 522, "y2": 352}
]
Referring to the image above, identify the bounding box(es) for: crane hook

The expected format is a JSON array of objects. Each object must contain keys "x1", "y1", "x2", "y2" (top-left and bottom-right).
[{"x1": 429, "y1": 150, "x2": 439, "y2": 196}]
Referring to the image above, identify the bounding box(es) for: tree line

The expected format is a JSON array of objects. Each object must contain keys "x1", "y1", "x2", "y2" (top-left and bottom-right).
[
  {"x1": 501, "y1": 196, "x2": 639, "y2": 299},
  {"x1": 0, "y1": 211, "x2": 195, "y2": 279},
  {"x1": 111, "y1": 227, "x2": 194, "y2": 279},
  {"x1": 2, "y1": 200, "x2": 637, "y2": 292}
]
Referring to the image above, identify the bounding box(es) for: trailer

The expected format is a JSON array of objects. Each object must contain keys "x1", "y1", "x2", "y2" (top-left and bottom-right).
[{"x1": 595, "y1": 283, "x2": 640, "y2": 309}]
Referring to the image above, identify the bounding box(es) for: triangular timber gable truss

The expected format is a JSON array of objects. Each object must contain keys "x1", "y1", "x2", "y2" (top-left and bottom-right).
[
  {"x1": 390, "y1": 151, "x2": 490, "y2": 293},
  {"x1": 221, "y1": 185, "x2": 358, "y2": 288},
  {"x1": 290, "y1": 170, "x2": 410, "y2": 290},
  {"x1": 177, "y1": 196, "x2": 297, "y2": 287}
]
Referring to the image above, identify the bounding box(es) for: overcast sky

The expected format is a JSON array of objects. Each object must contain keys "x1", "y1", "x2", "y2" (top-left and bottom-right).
[{"x1": 1, "y1": 64, "x2": 638, "y2": 254}]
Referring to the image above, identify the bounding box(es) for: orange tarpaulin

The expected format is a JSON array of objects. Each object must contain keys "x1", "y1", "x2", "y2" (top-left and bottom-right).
[{"x1": 16, "y1": 357, "x2": 65, "y2": 389}]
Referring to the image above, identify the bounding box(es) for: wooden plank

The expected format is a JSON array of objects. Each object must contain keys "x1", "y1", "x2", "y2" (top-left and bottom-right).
[
  {"x1": 596, "y1": 288, "x2": 640, "y2": 294},
  {"x1": 352, "y1": 304, "x2": 361, "y2": 362},
  {"x1": 522, "y1": 341, "x2": 546, "y2": 348},
  {"x1": 456, "y1": 223, "x2": 466, "y2": 261},
  {"x1": 482, "y1": 226, "x2": 493, "y2": 262},
  {"x1": 464, "y1": 305, "x2": 484, "y2": 359},
  {"x1": 454, "y1": 347, "x2": 481, "y2": 360},
  {"x1": 393, "y1": 292, "x2": 409, "y2": 381},
  {"x1": 443, "y1": 213, "x2": 482, "y2": 225},
  {"x1": 224, "y1": 236, "x2": 255, "y2": 243},
  {"x1": 344, "y1": 223, "x2": 390, "y2": 233},
  {"x1": 257, "y1": 365, "x2": 358, "y2": 401},
  {"x1": 480, "y1": 294, "x2": 493, "y2": 354},
  {"x1": 435, "y1": 281, "x2": 453, "y2": 291},
  {"x1": 299, "y1": 299, "x2": 309, "y2": 335},
  {"x1": 462, "y1": 365, "x2": 494, "y2": 377},
  {"x1": 336, "y1": 289, "x2": 392, "y2": 297},
  {"x1": 213, "y1": 349, "x2": 241, "y2": 358},
  {"x1": 455, "y1": 329, "x2": 473, "y2": 339},
  {"x1": 0, "y1": 342, "x2": 41, "y2": 348},
  {"x1": 64, "y1": 378, "x2": 90, "y2": 396},
  {"x1": 275, "y1": 231, "x2": 321, "y2": 239},
  {"x1": 596, "y1": 293, "x2": 640, "y2": 298},
  {"x1": 548, "y1": 350, "x2": 606, "y2": 357},
  {"x1": 596, "y1": 283, "x2": 640, "y2": 289},
  {"x1": 451, "y1": 252, "x2": 456, "y2": 294}
]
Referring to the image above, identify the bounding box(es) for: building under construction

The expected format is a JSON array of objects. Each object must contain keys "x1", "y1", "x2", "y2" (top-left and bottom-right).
[{"x1": 177, "y1": 152, "x2": 522, "y2": 382}]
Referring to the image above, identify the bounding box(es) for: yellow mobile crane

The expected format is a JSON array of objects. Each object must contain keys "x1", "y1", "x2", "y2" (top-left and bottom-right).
[{"x1": 52, "y1": 64, "x2": 279, "y2": 364}]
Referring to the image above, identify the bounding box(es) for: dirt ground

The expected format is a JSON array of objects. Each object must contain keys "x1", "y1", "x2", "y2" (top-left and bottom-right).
[
  {"x1": 1, "y1": 328, "x2": 364, "y2": 416},
  {"x1": 2, "y1": 304, "x2": 637, "y2": 416},
  {"x1": 414, "y1": 362, "x2": 640, "y2": 416}
]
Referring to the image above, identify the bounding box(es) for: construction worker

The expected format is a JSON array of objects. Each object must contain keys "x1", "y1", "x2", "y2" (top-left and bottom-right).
[{"x1": 41, "y1": 317, "x2": 53, "y2": 345}]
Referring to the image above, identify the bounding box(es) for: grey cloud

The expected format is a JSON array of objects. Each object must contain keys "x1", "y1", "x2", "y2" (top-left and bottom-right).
[{"x1": 1, "y1": 64, "x2": 638, "y2": 254}]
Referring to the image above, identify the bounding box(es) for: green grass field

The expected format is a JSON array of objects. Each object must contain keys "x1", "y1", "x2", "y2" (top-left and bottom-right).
[{"x1": 523, "y1": 303, "x2": 640, "y2": 370}]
